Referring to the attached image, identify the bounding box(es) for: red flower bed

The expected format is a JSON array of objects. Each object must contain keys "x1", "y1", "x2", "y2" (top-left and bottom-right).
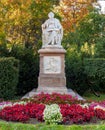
[
  {"x1": 0, "y1": 103, "x2": 96, "y2": 124},
  {"x1": 28, "y1": 93, "x2": 86, "y2": 105},
  {"x1": 0, "y1": 93, "x2": 105, "y2": 124},
  {"x1": 0, "y1": 104, "x2": 45, "y2": 122},
  {"x1": 0, "y1": 104, "x2": 29, "y2": 122},
  {"x1": 26, "y1": 103, "x2": 45, "y2": 121},
  {"x1": 60, "y1": 104, "x2": 95, "y2": 124},
  {"x1": 95, "y1": 109, "x2": 105, "y2": 120}
]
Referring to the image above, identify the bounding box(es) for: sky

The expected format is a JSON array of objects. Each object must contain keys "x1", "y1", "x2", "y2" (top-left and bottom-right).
[{"x1": 98, "y1": 0, "x2": 105, "y2": 14}]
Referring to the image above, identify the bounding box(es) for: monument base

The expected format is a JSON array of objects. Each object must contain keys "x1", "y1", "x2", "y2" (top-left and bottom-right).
[
  {"x1": 37, "y1": 46, "x2": 67, "y2": 94},
  {"x1": 37, "y1": 86, "x2": 67, "y2": 94},
  {"x1": 22, "y1": 88, "x2": 85, "y2": 100}
]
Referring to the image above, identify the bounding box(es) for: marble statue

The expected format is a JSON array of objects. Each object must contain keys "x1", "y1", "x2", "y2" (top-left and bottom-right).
[{"x1": 42, "y1": 12, "x2": 63, "y2": 48}]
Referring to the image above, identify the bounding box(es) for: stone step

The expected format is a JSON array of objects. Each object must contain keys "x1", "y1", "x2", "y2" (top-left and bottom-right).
[{"x1": 22, "y1": 88, "x2": 85, "y2": 100}]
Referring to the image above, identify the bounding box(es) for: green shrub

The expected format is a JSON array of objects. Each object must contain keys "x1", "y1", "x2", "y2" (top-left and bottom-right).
[
  {"x1": 9, "y1": 45, "x2": 39, "y2": 95},
  {"x1": 84, "y1": 58, "x2": 105, "y2": 92},
  {"x1": 0, "y1": 57, "x2": 19, "y2": 99},
  {"x1": 65, "y1": 48, "x2": 88, "y2": 95},
  {"x1": 0, "y1": 43, "x2": 9, "y2": 57}
]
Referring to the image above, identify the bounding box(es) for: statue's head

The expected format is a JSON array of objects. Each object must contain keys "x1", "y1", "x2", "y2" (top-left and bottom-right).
[{"x1": 48, "y1": 12, "x2": 54, "y2": 18}]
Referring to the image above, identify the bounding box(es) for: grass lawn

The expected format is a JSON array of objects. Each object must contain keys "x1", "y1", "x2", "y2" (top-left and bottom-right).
[
  {"x1": 83, "y1": 92, "x2": 105, "y2": 101},
  {"x1": 0, "y1": 121, "x2": 105, "y2": 130}
]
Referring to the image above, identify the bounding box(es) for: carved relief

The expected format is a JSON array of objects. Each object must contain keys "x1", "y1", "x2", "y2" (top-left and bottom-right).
[{"x1": 44, "y1": 56, "x2": 61, "y2": 73}]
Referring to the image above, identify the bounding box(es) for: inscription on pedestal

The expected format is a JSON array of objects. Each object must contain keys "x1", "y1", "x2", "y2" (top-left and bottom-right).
[{"x1": 44, "y1": 56, "x2": 61, "y2": 74}]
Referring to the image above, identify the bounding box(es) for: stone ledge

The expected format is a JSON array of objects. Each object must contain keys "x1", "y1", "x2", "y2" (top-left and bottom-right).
[{"x1": 38, "y1": 47, "x2": 66, "y2": 54}]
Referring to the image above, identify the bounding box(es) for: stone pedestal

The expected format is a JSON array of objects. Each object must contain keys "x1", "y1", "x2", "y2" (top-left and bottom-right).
[{"x1": 37, "y1": 46, "x2": 67, "y2": 94}]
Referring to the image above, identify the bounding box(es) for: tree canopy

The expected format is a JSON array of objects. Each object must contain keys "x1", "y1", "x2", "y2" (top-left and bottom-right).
[
  {"x1": 54, "y1": 0, "x2": 96, "y2": 33},
  {"x1": 0, "y1": 0, "x2": 58, "y2": 48}
]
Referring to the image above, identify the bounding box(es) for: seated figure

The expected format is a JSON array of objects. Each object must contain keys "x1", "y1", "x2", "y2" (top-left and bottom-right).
[{"x1": 42, "y1": 12, "x2": 63, "y2": 48}]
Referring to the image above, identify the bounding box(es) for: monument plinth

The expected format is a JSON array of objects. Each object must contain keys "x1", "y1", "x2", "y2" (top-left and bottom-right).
[
  {"x1": 36, "y1": 12, "x2": 67, "y2": 94},
  {"x1": 37, "y1": 46, "x2": 67, "y2": 93},
  {"x1": 22, "y1": 12, "x2": 84, "y2": 100}
]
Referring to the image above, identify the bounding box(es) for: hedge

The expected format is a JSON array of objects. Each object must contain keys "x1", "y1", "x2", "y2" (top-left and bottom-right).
[
  {"x1": 66, "y1": 53, "x2": 105, "y2": 95},
  {"x1": 84, "y1": 58, "x2": 105, "y2": 92},
  {"x1": 65, "y1": 51, "x2": 87, "y2": 95},
  {"x1": 9, "y1": 45, "x2": 39, "y2": 95},
  {"x1": 0, "y1": 57, "x2": 19, "y2": 99}
]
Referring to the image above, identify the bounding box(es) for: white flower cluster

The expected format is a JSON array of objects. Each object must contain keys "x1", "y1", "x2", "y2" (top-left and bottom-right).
[
  {"x1": 0, "y1": 101, "x2": 27, "y2": 111},
  {"x1": 43, "y1": 104, "x2": 63, "y2": 124},
  {"x1": 94, "y1": 105, "x2": 105, "y2": 111},
  {"x1": 13, "y1": 101, "x2": 27, "y2": 106},
  {"x1": 0, "y1": 102, "x2": 12, "y2": 110},
  {"x1": 80, "y1": 103, "x2": 89, "y2": 108}
]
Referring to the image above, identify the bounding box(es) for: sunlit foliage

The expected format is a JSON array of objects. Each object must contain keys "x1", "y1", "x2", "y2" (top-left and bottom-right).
[
  {"x1": 54, "y1": 0, "x2": 96, "y2": 33},
  {"x1": 0, "y1": 0, "x2": 58, "y2": 48}
]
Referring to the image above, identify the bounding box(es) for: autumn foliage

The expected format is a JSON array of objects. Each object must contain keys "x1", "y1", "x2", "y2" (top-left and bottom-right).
[
  {"x1": 55, "y1": 0, "x2": 96, "y2": 32},
  {"x1": 0, "y1": 0, "x2": 57, "y2": 47},
  {"x1": 0, "y1": 0, "x2": 97, "y2": 46}
]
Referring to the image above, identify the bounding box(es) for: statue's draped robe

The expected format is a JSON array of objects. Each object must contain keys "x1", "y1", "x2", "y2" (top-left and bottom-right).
[{"x1": 42, "y1": 18, "x2": 63, "y2": 47}]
